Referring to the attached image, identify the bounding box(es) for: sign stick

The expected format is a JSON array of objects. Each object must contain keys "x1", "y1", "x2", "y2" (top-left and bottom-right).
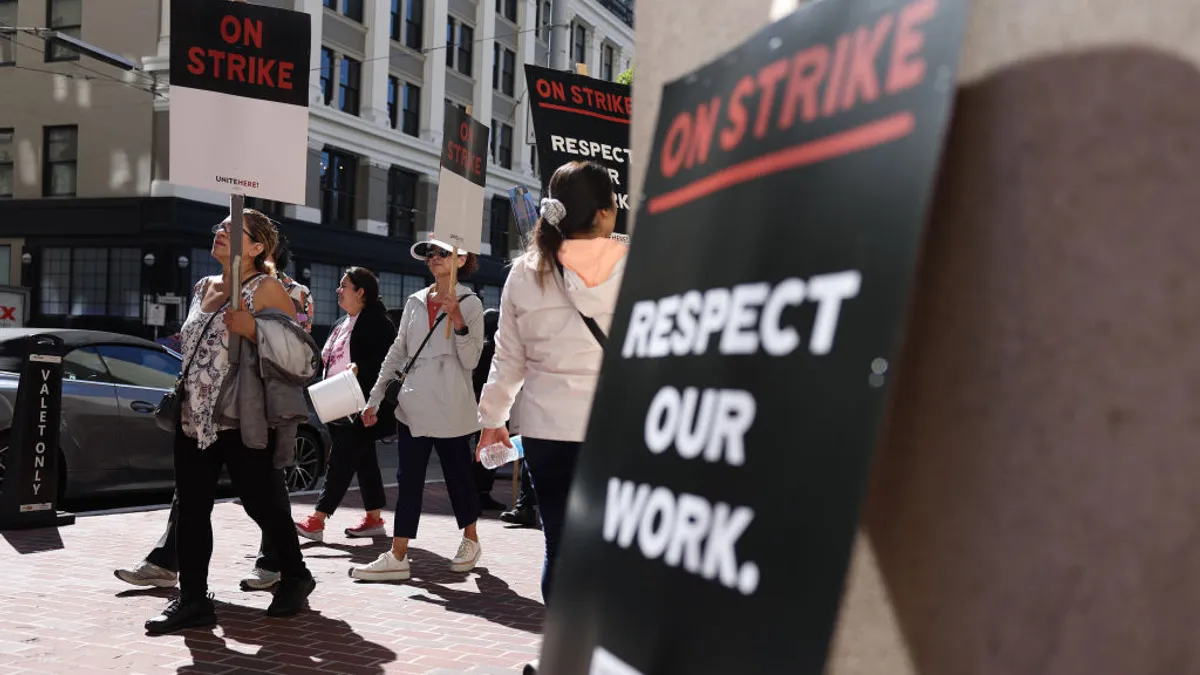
[
  {"x1": 447, "y1": 251, "x2": 458, "y2": 338},
  {"x1": 229, "y1": 193, "x2": 245, "y2": 363}
]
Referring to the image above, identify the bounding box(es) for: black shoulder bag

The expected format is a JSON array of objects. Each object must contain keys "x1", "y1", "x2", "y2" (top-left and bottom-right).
[
  {"x1": 382, "y1": 293, "x2": 475, "y2": 405},
  {"x1": 154, "y1": 300, "x2": 229, "y2": 432},
  {"x1": 554, "y1": 258, "x2": 608, "y2": 349}
]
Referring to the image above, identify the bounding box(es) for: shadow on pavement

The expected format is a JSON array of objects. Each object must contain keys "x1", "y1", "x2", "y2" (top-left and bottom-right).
[
  {"x1": 405, "y1": 550, "x2": 545, "y2": 635},
  {"x1": 177, "y1": 604, "x2": 397, "y2": 674},
  {"x1": 1, "y1": 527, "x2": 65, "y2": 554},
  {"x1": 300, "y1": 538, "x2": 392, "y2": 565}
]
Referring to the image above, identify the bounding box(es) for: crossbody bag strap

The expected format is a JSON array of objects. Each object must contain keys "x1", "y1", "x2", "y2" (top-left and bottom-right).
[
  {"x1": 179, "y1": 299, "x2": 228, "y2": 383},
  {"x1": 397, "y1": 292, "x2": 479, "y2": 377},
  {"x1": 553, "y1": 258, "x2": 608, "y2": 349}
]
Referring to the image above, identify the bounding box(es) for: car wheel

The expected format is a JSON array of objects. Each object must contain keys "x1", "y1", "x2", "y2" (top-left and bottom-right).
[{"x1": 286, "y1": 427, "x2": 323, "y2": 493}]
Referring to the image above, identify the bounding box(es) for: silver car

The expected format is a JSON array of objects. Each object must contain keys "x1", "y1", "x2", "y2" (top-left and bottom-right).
[{"x1": 0, "y1": 328, "x2": 331, "y2": 501}]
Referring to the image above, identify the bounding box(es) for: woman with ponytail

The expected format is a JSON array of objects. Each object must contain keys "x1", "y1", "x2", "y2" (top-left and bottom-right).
[
  {"x1": 294, "y1": 267, "x2": 398, "y2": 543},
  {"x1": 476, "y1": 161, "x2": 627, "y2": 605}
]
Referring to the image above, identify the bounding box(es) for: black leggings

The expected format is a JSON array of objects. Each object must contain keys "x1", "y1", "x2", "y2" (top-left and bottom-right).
[
  {"x1": 174, "y1": 429, "x2": 309, "y2": 598},
  {"x1": 316, "y1": 422, "x2": 386, "y2": 515}
]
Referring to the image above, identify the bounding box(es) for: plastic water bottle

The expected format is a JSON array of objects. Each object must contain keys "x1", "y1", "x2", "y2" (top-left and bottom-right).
[{"x1": 480, "y1": 435, "x2": 524, "y2": 469}]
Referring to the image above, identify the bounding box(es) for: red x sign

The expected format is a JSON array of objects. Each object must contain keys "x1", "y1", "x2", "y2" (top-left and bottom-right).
[{"x1": 0, "y1": 306, "x2": 15, "y2": 321}]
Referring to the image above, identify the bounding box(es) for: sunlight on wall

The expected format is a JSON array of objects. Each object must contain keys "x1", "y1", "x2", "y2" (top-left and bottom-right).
[
  {"x1": 137, "y1": 154, "x2": 152, "y2": 195},
  {"x1": 52, "y1": 74, "x2": 69, "y2": 103},
  {"x1": 17, "y1": 139, "x2": 36, "y2": 187},
  {"x1": 109, "y1": 150, "x2": 132, "y2": 190},
  {"x1": 75, "y1": 77, "x2": 92, "y2": 109}
]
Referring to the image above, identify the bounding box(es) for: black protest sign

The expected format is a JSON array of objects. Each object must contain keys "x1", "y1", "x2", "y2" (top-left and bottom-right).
[
  {"x1": 442, "y1": 106, "x2": 491, "y2": 187},
  {"x1": 170, "y1": 0, "x2": 311, "y2": 107},
  {"x1": 526, "y1": 65, "x2": 632, "y2": 233},
  {"x1": 0, "y1": 334, "x2": 68, "y2": 530},
  {"x1": 539, "y1": 0, "x2": 968, "y2": 673}
]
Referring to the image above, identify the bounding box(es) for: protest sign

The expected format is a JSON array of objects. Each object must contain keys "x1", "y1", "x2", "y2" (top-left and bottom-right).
[
  {"x1": 538, "y1": 0, "x2": 970, "y2": 672},
  {"x1": 433, "y1": 106, "x2": 490, "y2": 255}
]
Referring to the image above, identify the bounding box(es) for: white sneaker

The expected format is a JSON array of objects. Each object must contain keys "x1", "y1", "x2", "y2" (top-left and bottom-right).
[
  {"x1": 114, "y1": 560, "x2": 178, "y2": 588},
  {"x1": 450, "y1": 537, "x2": 482, "y2": 573},
  {"x1": 239, "y1": 566, "x2": 281, "y2": 591},
  {"x1": 348, "y1": 551, "x2": 411, "y2": 581}
]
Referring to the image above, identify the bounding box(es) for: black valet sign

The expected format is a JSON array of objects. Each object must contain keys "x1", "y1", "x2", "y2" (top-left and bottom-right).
[
  {"x1": 538, "y1": 0, "x2": 969, "y2": 673},
  {"x1": 0, "y1": 334, "x2": 68, "y2": 530}
]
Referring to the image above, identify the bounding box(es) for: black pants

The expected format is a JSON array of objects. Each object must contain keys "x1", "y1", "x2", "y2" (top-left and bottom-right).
[
  {"x1": 175, "y1": 429, "x2": 309, "y2": 598},
  {"x1": 144, "y1": 471, "x2": 290, "y2": 574},
  {"x1": 393, "y1": 423, "x2": 481, "y2": 539},
  {"x1": 515, "y1": 460, "x2": 538, "y2": 509},
  {"x1": 315, "y1": 422, "x2": 386, "y2": 515},
  {"x1": 521, "y1": 438, "x2": 581, "y2": 604}
]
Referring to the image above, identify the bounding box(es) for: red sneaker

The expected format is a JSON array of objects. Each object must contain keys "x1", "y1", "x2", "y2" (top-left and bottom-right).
[
  {"x1": 345, "y1": 515, "x2": 387, "y2": 538},
  {"x1": 295, "y1": 514, "x2": 325, "y2": 542}
]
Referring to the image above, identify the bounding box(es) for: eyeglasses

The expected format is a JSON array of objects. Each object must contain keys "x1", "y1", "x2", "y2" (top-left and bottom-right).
[
  {"x1": 212, "y1": 223, "x2": 256, "y2": 241},
  {"x1": 418, "y1": 245, "x2": 452, "y2": 259}
]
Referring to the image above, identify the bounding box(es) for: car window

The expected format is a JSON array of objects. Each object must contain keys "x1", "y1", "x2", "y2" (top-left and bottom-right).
[
  {"x1": 94, "y1": 345, "x2": 180, "y2": 390},
  {"x1": 63, "y1": 347, "x2": 112, "y2": 383}
]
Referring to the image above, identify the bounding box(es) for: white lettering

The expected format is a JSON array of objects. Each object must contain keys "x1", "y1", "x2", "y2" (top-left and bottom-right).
[
  {"x1": 37, "y1": 424, "x2": 45, "y2": 436},
  {"x1": 548, "y1": 134, "x2": 631, "y2": 163},
  {"x1": 719, "y1": 282, "x2": 769, "y2": 355},
  {"x1": 806, "y1": 270, "x2": 862, "y2": 355},
  {"x1": 602, "y1": 478, "x2": 651, "y2": 548},
  {"x1": 34, "y1": 455, "x2": 44, "y2": 468},
  {"x1": 39, "y1": 410, "x2": 46, "y2": 424},
  {"x1": 644, "y1": 386, "x2": 755, "y2": 466},
  {"x1": 551, "y1": 135, "x2": 567, "y2": 153},
  {"x1": 644, "y1": 387, "x2": 681, "y2": 454},
  {"x1": 761, "y1": 278, "x2": 805, "y2": 356},
  {"x1": 706, "y1": 389, "x2": 755, "y2": 466},
  {"x1": 663, "y1": 492, "x2": 711, "y2": 573},
  {"x1": 31, "y1": 484, "x2": 41, "y2": 495},
  {"x1": 702, "y1": 502, "x2": 757, "y2": 593},
  {"x1": 39, "y1": 384, "x2": 49, "y2": 396},
  {"x1": 621, "y1": 301, "x2": 657, "y2": 359},
  {"x1": 41, "y1": 368, "x2": 50, "y2": 381},
  {"x1": 34, "y1": 442, "x2": 46, "y2": 454},
  {"x1": 694, "y1": 288, "x2": 731, "y2": 355},
  {"x1": 646, "y1": 295, "x2": 679, "y2": 358},
  {"x1": 636, "y1": 487, "x2": 676, "y2": 559}
]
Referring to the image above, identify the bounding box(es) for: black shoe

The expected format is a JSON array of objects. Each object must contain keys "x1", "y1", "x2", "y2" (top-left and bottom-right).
[
  {"x1": 500, "y1": 506, "x2": 539, "y2": 528},
  {"x1": 145, "y1": 595, "x2": 217, "y2": 635},
  {"x1": 479, "y1": 493, "x2": 508, "y2": 511},
  {"x1": 266, "y1": 575, "x2": 316, "y2": 617}
]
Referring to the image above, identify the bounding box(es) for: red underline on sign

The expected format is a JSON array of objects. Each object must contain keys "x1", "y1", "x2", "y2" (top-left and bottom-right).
[
  {"x1": 646, "y1": 111, "x2": 916, "y2": 215},
  {"x1": 538, "y1": 102, "x2": 631, "y2": 125}
]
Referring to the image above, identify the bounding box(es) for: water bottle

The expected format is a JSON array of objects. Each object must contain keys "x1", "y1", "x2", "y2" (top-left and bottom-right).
[{"x1": 480, "y1": 435, "x2": 524, "y2": 470}]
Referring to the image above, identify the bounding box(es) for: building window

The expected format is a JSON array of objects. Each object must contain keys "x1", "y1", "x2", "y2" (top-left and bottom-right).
[
  {"x1": 0, "y1": 245, "x2": 9, "y2": 287},
  {"x1": 387, "y1": 168, "x2": 418, "y2": 240},
  {"x1": 572, "y1": 23, "x2": 587, "y2": 67},
  {"x1": 500, "y1": 48, "x2": 515, "y2": 96},
  {"x1": 446, "y1": 18, "x2": 456, "y2": 68},
  {"x1": 339, "y1": 56, "x2": 361, "y2": 116},
  {"x1": 0, "y1": 1, "x2": 16, "y2": 66},
  {"x1": 0, "y1": 128, "x2": 12, "y2": 199},
  {"x1": 244, "y1": 197, "x2": 283, "y2": 218},
  {"x1": 46, "y1": 0, "x2": 82, "y2": 62},
  {"x1": 320, "y1": 149, "x2": 358, "y2": 228},
  {"x1": 388, "y1": 75, "x2": 399, "y2": 129},
  {"x1": 39, "y1": 247, "x2": 140, "y2": 318},
  {"x1": 457, "y1": 23, "x2": 473, "y2": 77},
  {"x1": 446, "y1": 98, "x2": 467, "y2": 115},
  {"x1": 342, "y1": 0, "x2": 364, "y2": 22},
  {"x1": 601, "y1": 44, "x2": 614, "y2": 81},
  {"x1": 402, "y1": 274, "x2": 425, "y2": 297},
  {"x1": 540, "y1": 2, "x2": 551, "y2": 41},
  {"x1": 406, "y1": 0, "x2": 423, "y2": 50},
  {"x1": 309, "y1": 263, "x2": 340, "y2": 327},
  {"x1": 390, "y1": 0, "x2": 402, "y2": 40},
  {"x1": 480, "y1": 285, "x2": 501, "y2": 310},
  {"x1": 497, "y1": 123, "x2": 513, "y2": 170},
  {"x1": 379, "y1": 272, "x2": 406, "y2": 312},
  {"x1": 320, "y1": 48, "x2": 334, "y2": 105},
  {"x1": 43, "y1": 125, "x2": 77, "y2": 197},
  {"x1": 490, "y1": 197, "x2": 512, "y2": 259},
  {"x1": 402, "y1": 82, "x2": 421, "y2": 137},
  {"x1": 190, "y1": 247, "x2": 221, "y2": 287},
  {"x1": 323, "y1": 0, "x2": 335, "y2": 8},
  {"x1": 496, "y1": 0, "x2": 517, "y2": 22}
]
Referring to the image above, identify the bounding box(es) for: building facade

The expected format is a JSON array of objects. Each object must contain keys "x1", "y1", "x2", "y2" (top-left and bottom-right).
[{"x1": 0, "y1": 0, "x2": 633, "y2": 342}]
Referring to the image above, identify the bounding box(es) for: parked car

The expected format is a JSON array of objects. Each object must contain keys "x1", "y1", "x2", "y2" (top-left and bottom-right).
[{"x1": 0, "y1": 328, "x2": 331, "y2": 501}]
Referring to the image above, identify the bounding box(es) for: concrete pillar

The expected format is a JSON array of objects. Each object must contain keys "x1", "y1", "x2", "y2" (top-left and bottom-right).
[
  {"x1": 297, "y1": 0, "x2": 326, "y2": 107},
  {"x1": 588, "y1": 24, "x2": 602, "y2": 76},
  {"x1": 362, "y1": 0, "x2": 393, "y2": 126},
  {"x1": 421, "y1": 0, "x2": 450, "y2": 146},
  {"x1": 514, "y1": 0, "x2": 537, "y2": 174},
  {"x1": 471, "y1": 0, "x2": 496, "y2": 126},
  {"x1": 414, "y1": 175, "x2": 438, "y2": 236},
  {"x1": 634, "y1": 0, "x2": 1200, "y2": 672},
  {"x1": 549, "y1": 0, "x2": 569, "y2": 69}
]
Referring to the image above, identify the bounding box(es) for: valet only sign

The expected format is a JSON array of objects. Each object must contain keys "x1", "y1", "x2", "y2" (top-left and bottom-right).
[
  {"x1": 169, "y1": 0, "x2": 312, "y2": 204},
  {"x1": 538, "y1": 0, "x2": 969, "y2": 673}
]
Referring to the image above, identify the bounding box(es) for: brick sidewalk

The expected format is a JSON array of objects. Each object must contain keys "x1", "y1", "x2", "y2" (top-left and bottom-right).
[{"x1": 0, "y1": 484, "x2": 546, "y2": 674}]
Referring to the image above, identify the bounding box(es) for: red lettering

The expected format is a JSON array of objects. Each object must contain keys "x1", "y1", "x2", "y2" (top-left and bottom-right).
[
  {"x1": 753, "y1": 59, "x2": 789, "y2": 139},
  {"x1": 278, "y1": 61, "x2": 293, "y2": 90},
  {"x1": 256, "y1": 59, "x2": 276, "y2": 87},
  {"x1": 474, "y1": 157, "x2": 483, "y2": 175},
  {"x1": 570, "y1": 85, "x2": 584, "y2": 105},
  {"x1": 887, "y1": 0, "x2": 935, "y2": 93},
  {"x1": 243, "y1": 18, "x2": 263, "y2": 49},
  {"x1": 778, "y1": 45, "x2": 828, "y2": 130},
  {"x1": 552, "y1": 81, "x2": 566, "y2": 100},
  {"x1": 0, "y1": 307, "x2": 14, "y2": 321},
  {"x1": 220, "y1": 15, "x2": 241, "y2": 45},
  {"x1": 595, "y1": 91, "x2": 610, "y2": 112},
  {"x1": 227, "y1": 53, "x2": 247, "y2": 82},
  {"x1": 841, "y1": 15, "x2": 892, "y2": 110},
  {"x1": 187, "y1": 46, "x2": 205, "y2": 75},
  {"x1": 822, "y1": 34, "x2": 851, "y2": 117},
  {"x1": 661, "y1": 112, "x2": 691, "y2": 179},
  {"x1": 209, "y1": 49, "x2": 226, "y2": 78},
  {"x1": 460, "y1": 122, "x2": 470, "y2": 142},
  {"x1": 686, "y1": 98, "x2": 721, "y2": 169},
  {"x1": 720, "y1": 76, "x2": 754, "y2": 152}
]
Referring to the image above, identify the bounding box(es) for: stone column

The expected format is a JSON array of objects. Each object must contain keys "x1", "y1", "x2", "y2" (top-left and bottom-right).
[
  {"x1": 420, "y1": 0, "x2": 450, "y2": 146},
  {"x1": 361, "y1": 0, "x2": 393, "y2": 126},
  {"x1": 356, "y1": 161, "x2": 390, "y2": 235},
  {"x1": 514, "y1": 0, "x2": 537, "y2": 176},
  {"x1": 471, "y1": 0, "x2": 496, "y2": 126},
  {"x1": 297, "y1": 0, "x2": 326, "y2": 107}
]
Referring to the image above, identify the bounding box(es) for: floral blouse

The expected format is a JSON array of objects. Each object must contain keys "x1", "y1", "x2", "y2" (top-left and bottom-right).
[{"x1": 179, "y1": 275, "x2": 267, "y2": 450}]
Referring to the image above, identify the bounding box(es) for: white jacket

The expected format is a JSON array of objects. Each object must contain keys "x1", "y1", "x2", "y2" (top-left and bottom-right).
[
  {"x1": 478, "y1": 252, "x2": 625, "y2": 442},
  {"x1": 367, "y1": 283, "x2": 484, "y2": 439}
]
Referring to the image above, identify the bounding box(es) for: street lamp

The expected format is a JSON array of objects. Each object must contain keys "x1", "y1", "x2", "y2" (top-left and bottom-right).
[{"x1": 0, "y1": 27, "x2": 142, "y2": 72}]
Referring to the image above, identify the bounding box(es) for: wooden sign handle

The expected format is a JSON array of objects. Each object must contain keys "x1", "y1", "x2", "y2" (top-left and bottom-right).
[{"x1": 446, "y1": 250, "x2": 458, "y2": 338}]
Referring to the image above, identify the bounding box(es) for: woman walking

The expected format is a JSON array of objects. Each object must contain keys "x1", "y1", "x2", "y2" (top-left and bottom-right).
[
  {"x1": 144, "y1": 210, "x2": 318, "y2": 634},
  {"x1": 476, "y1": 161, "x2": 626, "y2": 604},
  {"x1": 295, "y1": 267, "x2": 397, "y2": 541},
  {"x1": 350, "y1": 238, "x2": 486, "y2": 581}
]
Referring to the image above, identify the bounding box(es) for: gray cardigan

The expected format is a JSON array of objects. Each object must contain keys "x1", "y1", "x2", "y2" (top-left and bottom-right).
[{"x1": 216, "y1": 308, "x2": 321, "y2": 468}]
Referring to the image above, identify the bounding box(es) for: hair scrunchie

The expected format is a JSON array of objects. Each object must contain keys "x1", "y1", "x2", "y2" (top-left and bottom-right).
[{"x1": 540, "y1": 198, "x2": 566, "y2": 230}]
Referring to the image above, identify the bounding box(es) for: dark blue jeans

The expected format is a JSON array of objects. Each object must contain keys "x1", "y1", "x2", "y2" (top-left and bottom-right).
[
  {"x1": 520, "y1": 438, "x2": 582, "y2": 605},
  {"x1": 393, "y1": 423, "x2": 481, "y2": 539}
]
